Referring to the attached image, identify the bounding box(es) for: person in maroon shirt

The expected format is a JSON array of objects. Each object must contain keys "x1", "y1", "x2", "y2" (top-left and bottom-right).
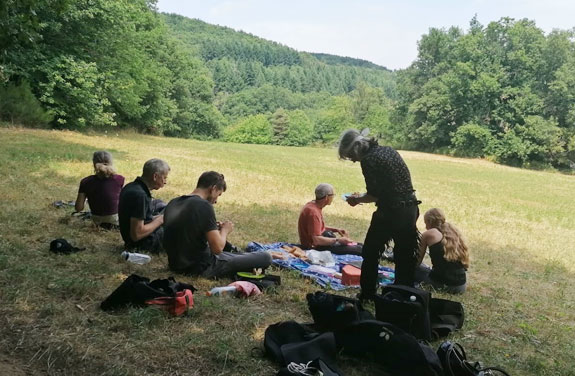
[
  {"x1": 339, "y1": 129, "x2": 420, "y2": 301},
  {"x1": 75, "y1": 151, "x2": 125, "y2": 229}
]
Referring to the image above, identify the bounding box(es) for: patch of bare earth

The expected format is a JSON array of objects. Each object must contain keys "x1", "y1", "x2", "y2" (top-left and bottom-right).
[{"x1": 0, "y1": 353, "x2": 27, "y2": 376}]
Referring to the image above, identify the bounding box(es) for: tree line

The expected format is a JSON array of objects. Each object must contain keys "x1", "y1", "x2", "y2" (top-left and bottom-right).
[
  {"x1": 392, "y1": 17, "x2": 575, "y2": 168},
  {"x1": 1, "y1": 2, "x2": 574, "y2": 169}
]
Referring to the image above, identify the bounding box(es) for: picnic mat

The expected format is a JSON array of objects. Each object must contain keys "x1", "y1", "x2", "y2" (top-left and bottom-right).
[{"x1": 245, "y1": 242, "x2": 394, "y2": 290}]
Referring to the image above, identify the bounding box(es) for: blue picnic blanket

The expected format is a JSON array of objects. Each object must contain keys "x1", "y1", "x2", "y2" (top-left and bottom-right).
[{"x1": 245, "y1": 242, "x2": 394, "y2": 291}]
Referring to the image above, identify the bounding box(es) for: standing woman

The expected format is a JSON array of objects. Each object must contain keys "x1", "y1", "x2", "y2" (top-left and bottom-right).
[
  {"x1": 339, "y1": 129, "x2": 420, "y2": 300},
  {"x1": 416, "y1": 208, "x2": 469, "y2": 294},
  {"x1": 75, "y1": 151, "x2": 125, "y2": 229}
]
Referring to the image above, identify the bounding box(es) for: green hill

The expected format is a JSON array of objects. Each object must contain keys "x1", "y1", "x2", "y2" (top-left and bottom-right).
[
  {"x1": 162, "y1": 13, "x2": 396, "y2": 96},
  {"x1": 310, "y1": 52, "x2": 390, "y2": 71}
]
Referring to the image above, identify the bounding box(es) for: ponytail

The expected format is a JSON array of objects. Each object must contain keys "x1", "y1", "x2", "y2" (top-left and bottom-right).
[
  {"x1": 92, "y1": 151, "x2": 115, "y2": 179},
  {"x1": 94, "y1": 163, "x2": 116, "y2": 179}
]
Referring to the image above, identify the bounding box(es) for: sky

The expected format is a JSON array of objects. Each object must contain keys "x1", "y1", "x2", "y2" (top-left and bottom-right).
[{"x1": 156, "y1": 0, "x2": 575, "y2": 70}]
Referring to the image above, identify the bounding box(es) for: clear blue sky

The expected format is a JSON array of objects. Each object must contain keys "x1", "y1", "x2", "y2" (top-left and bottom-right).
[{"x1": 156, "y1": 0, "x2": 575, "y2": 70}]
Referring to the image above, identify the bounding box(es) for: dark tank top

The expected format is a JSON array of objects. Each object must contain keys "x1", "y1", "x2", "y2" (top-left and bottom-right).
[{"x1": 428, "y1": 239, "x2": 466, "y2": 286}]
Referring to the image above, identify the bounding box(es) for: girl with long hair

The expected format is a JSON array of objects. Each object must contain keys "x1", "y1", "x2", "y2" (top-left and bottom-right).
[
  {"x1": 75, "y1": 151, "x2": 125, "y2": 228},
  {"x1": 416, "y1": 208, "x2": 469, "y2": 294}
]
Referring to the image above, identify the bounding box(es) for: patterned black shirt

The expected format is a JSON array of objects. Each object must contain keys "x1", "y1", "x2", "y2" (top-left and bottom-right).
[{"x1": 360, "y1": 143, "x2": 414, "y2": 207}]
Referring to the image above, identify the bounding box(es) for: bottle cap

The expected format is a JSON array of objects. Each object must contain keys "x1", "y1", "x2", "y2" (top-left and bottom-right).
[{"x1": 409, "y1": 295, "x2": 416, "y2": 302}]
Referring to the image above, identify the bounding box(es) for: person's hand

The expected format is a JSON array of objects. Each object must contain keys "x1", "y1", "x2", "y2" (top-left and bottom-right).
[
  {"x1": 220, "y1": 220, "x2": 234, "y2": 233},
  {"x1": 155, "y1": 214, "x2": 164, "y2": 225},
  {"x1": 338, "y1": 228, "x2": 349, "y2": 237},
  {"x1": 338, "y1": 237, "x2": 352, "y2": 245}
]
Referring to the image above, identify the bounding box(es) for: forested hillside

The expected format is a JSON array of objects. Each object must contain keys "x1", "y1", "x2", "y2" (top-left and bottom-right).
[
  {"x1": 2, "y1": 2, "x2": 575, "y2": 168},
  {"x1": 161, "y1": 14, "x2": 397, "y2": 145}
]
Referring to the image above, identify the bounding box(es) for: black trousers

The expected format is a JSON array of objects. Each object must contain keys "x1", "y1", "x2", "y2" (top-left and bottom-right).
[
  {"x1": 360, "y1": 205, "x2": 420, "y2": 295},
  {"x1": 315, "y1": 230, "x2": 363, "y2": 256},
  {"x1": 128, "y1": 226, "x2": 164, "y2": 254}
]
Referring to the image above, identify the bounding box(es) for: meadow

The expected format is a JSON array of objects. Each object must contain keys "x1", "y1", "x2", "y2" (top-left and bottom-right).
[{"x1": 0, "y1": 127, "x2": 573, "y2": 376}]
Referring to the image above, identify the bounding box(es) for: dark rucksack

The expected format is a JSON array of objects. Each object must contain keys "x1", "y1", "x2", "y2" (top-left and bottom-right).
[
  {"x1": 263, "y1": 321, "x2": 342, "y2": 375},
  {"x1": 430, "y1": 298, "x2": 465, "y2": 338},
  {"x1": 334, "y1": 320, "x2": 444, "y2": 376},
  {"x1": 375, "y1": 284, "x2": 433, "y2": 340},
  {"x1": 306, "y1": 291, "x2": 374, "y2": 332},
  {"x1": 375, "y1": 285, "x2": 465, "y2": 341}
]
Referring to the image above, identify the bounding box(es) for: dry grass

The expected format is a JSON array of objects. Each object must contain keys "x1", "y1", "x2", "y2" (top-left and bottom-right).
[{"x1": 0, "y1": 127, "x2": 574, "y2": 375}]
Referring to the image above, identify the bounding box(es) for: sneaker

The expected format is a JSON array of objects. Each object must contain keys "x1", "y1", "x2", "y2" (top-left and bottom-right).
[{"x1": 382, "y1": 248, "x2": 394, "y2": 262}]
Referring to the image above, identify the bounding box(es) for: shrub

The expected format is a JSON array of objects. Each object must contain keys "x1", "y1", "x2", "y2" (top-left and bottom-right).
[
  {"x1": 487, "y1": 116, "x2": 563, "y2": 167},
  {"x1": 274, "y1": 110, "x2": 314, "y2": 146},
  {"x1": 223, "y1": 114, "x2": 272, "y2": 144},
  {"x1": 450, "y1": 123, "x2": 494, "y2": 157},
  {"x1": 0, "y1": 81, "x2": 53, "y2": 127}
]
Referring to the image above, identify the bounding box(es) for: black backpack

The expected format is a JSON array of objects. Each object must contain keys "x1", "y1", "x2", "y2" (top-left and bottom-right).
[
  {"x1": 375, "y1": 285, "x2": 465, "y2": 341},
  {"x1": 375, "y1": 284, "x2": 433, "y2": 340},
  {"x1": 334, "y1": 319, "x2": 444, "y2": 376},
  {"x1": 263, "y1": 321, "x2": 342, "y2": 375},
  {"x1": 306, "y1": 291, "x2": 374, "y2": 332},
  {"x1": 430, "y1": 298, "x2": 465, "y2": 338}
]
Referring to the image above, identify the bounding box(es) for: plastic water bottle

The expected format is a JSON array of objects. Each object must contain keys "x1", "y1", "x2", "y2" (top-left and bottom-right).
[
  {"x1": 121, "y1": 251, "x2": 151, "y2": 265},
  {"x1": 206, "y1": 286, "x2": 238, "y2": 297}
]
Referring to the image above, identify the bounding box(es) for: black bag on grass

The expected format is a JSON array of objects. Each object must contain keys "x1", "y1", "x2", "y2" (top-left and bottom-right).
[
  {"x1": 264, "y1": 321, "x2": 342, "y2": 375},
  {"x1": 334, "y1": 320, "x2": 443, "y2": 376},
  {"x1": 375, "y1": 285, "x2": 433, "y2": 340},
  {"x1": 430, "y1": 298, "x2": 465, "y2": 339},
  {"x1": 100, "y1": 274, "x2": 196, "y2": 311},
  {"x1": 307, "y1": 291, "x2": 373, "y2": 332}
]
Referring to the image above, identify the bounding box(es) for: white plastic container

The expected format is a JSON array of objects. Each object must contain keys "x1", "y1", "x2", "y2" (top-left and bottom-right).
[{"x1": 121, "y1": 251, "x2": 151, "y2": 265}]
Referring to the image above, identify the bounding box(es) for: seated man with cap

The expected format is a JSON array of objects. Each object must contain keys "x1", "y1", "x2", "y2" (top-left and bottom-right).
[{"x1": 298, "y1": 183, "x2": 363, "y2": 256}]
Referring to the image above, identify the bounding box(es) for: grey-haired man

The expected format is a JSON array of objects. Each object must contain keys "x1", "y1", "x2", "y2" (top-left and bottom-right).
[
  {"x1": 118, "y1": 158, "x2": 170, "y2": 253},
  {"x1": 297, "y1": 183, "x2": 363, "y2": 256}
]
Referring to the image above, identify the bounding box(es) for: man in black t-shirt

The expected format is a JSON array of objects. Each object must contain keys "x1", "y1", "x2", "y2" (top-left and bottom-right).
[
  {"x1": 163, "y1": 171, "x2": 272, "y2": 278},
  {"x1": 118, "y1": 159, "x2": 170, "y2": 253}
]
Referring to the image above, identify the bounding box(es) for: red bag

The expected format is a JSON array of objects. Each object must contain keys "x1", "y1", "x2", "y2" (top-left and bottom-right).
[{"x1": 145, "y1": 289, "x2": 194, "y2": 316}]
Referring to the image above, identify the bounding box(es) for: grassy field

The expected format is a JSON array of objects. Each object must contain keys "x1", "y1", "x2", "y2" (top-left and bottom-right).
[{"x1": 0, "y1": 127, "x2": 573, "y2": 376}]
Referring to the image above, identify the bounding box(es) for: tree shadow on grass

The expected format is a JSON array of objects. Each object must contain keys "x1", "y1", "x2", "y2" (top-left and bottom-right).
[{"x1": 1, "y1": 132, "x2": 574, "y2": 376}]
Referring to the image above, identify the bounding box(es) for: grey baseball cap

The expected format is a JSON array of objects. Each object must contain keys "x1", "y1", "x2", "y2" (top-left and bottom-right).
[{"x1": 315, "y1": 183, "x2": 334, "y2": 199}]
